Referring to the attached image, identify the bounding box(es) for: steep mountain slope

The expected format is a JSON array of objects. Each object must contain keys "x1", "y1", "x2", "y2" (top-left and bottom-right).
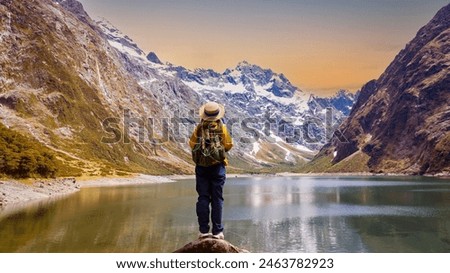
[
  {"x1": 0, "y1": 0, "x2": 194, "y2": 175},
  {"x1": 306, "y1": 4, "x2": 450, "y2": 175}
]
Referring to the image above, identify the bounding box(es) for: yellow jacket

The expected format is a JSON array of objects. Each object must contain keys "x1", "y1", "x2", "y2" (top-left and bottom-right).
[{"x1": 189, "y1": 123, "x2": 233, "y2": 165}]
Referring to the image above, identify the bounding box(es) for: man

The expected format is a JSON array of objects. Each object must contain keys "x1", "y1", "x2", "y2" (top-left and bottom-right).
[{"x1": 189, "y1": 101, "x2": 233, "y2": 240}]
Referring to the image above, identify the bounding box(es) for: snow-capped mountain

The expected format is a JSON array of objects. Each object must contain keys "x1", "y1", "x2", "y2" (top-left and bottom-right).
[
  {"x1": 170, "y1": 60, "x2": 299, "y2": 99},
  {"x1": 309, "y1": 90, "x2": 359, "y2": 116},
  {"x1": 96, "y1": 18, "x2": 357, "y2": 169}
]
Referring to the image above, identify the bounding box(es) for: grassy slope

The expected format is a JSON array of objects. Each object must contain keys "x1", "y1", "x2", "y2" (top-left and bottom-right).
[{"x1": 300, "y1": 151, "x2": 370, "y2": 173}]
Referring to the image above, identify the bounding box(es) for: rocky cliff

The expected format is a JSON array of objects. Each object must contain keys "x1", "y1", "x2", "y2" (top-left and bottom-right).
[
  {"x1": 307, "y1": 4, "x2": 450, "y2": 175},
  {"x1": 0, "y1": 0, "x2": 194, "y2": 176}
]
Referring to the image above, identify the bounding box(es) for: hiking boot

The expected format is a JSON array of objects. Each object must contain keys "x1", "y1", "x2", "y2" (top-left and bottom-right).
[
  {"x1": 212, "y1": 232, "x2": 224, "y2": 240},
  {"x1": 198, "y1": 232, "x2": 211, "y2": 239}
]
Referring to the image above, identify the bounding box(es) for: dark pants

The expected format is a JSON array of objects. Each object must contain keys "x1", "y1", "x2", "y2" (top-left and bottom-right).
[{"x1": 195, "y1": 163, "x2": 226, "y2": 235}]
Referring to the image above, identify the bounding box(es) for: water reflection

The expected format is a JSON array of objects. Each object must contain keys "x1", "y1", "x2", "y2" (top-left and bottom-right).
[{"x1": 0, "y1": 176, "x2": 449, "y2": 252}]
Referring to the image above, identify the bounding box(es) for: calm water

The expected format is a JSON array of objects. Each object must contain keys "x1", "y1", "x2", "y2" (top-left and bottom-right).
[{"x1": 0, "y1": 176, "x2": 449, "y2": 253}]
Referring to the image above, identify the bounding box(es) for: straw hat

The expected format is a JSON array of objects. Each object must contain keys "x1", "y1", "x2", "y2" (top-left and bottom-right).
[{"x1": 199, "y1": 101, "x2": 225, "y2": 121}]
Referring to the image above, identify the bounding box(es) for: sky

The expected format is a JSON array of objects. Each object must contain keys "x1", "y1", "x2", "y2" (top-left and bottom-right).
[{"x1": 78, "y1": 0, "x2": 449, "y2": 96}]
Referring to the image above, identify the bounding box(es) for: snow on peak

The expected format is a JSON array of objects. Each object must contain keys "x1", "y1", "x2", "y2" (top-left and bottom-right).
[{"x1": 96, "y1": 18, "x2": 147, "y2": 60}]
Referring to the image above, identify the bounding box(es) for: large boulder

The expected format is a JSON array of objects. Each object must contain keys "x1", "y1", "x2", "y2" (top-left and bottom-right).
[{"x1": 174, "y1": 237, "x2": 249, "y2": 253}]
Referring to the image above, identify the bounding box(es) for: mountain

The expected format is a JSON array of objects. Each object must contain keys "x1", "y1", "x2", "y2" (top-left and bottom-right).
[
  {"x1": 0, "y1": 0, "x2": 357, "y2": 177},
  {"x1": 0, "y1": 0, "x2": 194, "y2": 176},
  {"x1": 309, "y1": 90, "x2": 359, "y2": 116},
  {"x1": 305, "y1": 4, "x2": 450, "y2": 175}
]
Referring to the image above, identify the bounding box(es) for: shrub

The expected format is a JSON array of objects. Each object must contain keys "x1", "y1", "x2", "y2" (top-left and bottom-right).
[{"x1": 0, "y1": 123, "x2": 59, "y2": 178}]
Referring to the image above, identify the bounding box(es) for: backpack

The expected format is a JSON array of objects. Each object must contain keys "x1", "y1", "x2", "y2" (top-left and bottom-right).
[{"x1": 192, "y1": 120, "x2": 226, "y2": 167}]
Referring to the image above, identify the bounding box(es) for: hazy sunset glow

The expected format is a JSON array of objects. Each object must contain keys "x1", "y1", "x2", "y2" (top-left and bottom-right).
[{"x1": 78, "y1": 0, "x2": 448, "y2": 96}]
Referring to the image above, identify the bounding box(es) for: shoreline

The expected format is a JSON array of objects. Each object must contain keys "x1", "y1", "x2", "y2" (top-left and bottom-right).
[
  {"x1": 0, "y1": 174, "x2": 176, "y2": 212},
  {"x1": 0, "y1": 178, "x2": 80, "y2": 214},
  {"x1": 79, "y1": 174, "x2": 176, "y2": 188},
  {"x1": 1, "y1": 171, "x2": 449, "y2": 213}
]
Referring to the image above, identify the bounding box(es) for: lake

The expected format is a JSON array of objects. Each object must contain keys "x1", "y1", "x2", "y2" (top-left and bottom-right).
[{"x1": 0, "y1": 175, "x2": 449, "y2": 253}]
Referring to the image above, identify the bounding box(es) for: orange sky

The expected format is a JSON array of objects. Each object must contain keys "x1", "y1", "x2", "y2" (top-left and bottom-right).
[{"x1": 79, "y1": 0, "x2": 448, "y2": 96}]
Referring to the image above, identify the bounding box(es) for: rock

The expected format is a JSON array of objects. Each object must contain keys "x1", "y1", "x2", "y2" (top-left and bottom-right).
[
  {"x1": 174, "y1": 238, "x2": 249, "y2": 253},
  {"x1": 146, "y1": 52, "x2": 162, "y2": 64}
]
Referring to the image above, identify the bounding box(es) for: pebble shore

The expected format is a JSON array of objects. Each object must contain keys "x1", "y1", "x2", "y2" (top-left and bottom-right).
[{"x1": 0, "y1": 178, "x2": 80, "y2": 209}]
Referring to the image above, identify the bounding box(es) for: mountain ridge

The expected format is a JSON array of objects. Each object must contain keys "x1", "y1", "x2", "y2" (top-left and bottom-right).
[{"x1": 305, "y1": 3, "x2": 450, "y2": 175}]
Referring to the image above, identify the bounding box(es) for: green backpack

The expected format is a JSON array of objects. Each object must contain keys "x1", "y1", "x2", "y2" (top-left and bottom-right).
[{"x1": 192, "y1": 120, "x2": 226, "y2": 167}]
